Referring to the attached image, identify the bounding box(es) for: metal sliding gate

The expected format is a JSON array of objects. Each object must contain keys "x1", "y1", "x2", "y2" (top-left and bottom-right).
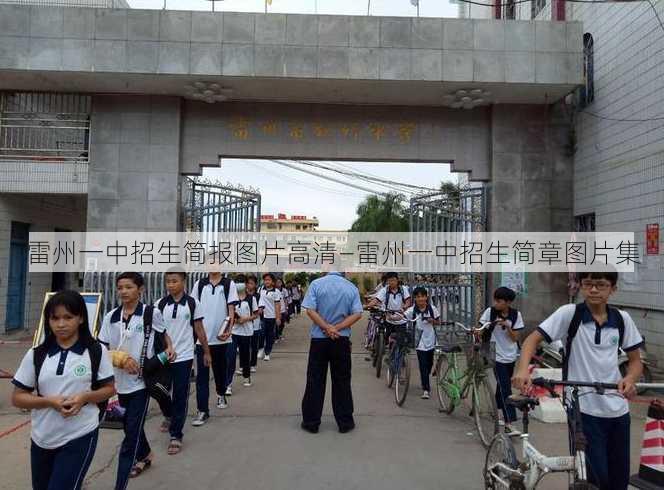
[
  {"x1": 85, "y1": 177, "x2": 262, "y2": 317},
  {"x1": 408, "y1": 186, "x2": 487, "y2": 326}
]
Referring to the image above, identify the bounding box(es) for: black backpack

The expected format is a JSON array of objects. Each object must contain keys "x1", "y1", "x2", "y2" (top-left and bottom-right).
[
  {"x1": 481, "y1": 307, "x2": 519, "y2": 344},
  {"x1": 410, "y1": 303, "x2": 435, "y2": 321},
  {"x1": 196, "y1": 276, "x2": 232, "y2": 304},
  {"x1": 383, "y1": 286, "x2": 406, "y2": 307},
  {"x1": 157, "y1": 294, "x2": 197, "y2": 341},
  {"x1": 33, "y1": 341, "x2": 108, "y2": 422},
  {"x1": 562, "y1": 303, "x2": 625, "y2": 380},
  {"x1": 235, "y1": 295, "x2": 256, "y2": 320}
]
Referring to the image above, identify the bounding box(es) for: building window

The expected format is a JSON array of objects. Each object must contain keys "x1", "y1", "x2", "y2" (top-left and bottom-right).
[
  {"x1": 575, "y1": 213, "x2": 595, "y2": 232},
  {"x1": 296, "y1": 225, "x2": 301, "y2": 230},
  {"x1": 267, "y1": 223, "x2": 277, "y2": 229},
  {"x1": 580, "y1": 33, "x2": 595, "y2": 108}
]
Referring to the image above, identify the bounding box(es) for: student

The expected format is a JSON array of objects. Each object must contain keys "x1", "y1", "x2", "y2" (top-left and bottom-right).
[
  {"x1": 368, "y1": 272, "x2": 412, "y2": 342},
  {"x1": 479, "y1": 287, "x2": 525, "y2": 435},
  {"x1": 247, "y1": 275, "x2": 262, "y2": 373},
  {"x1": 191, "y1": 270, "x2": 238, "y2": 425},
  {"x1": 290, "y1": 282, "x2": 302, "y2": 315},
  {"x1": 98, "y1": 272, "x2": 174, "y2": 489},
  {"x1": 232, "y1": 274, "x2": 260, "y2": 387},
  {"x1": 513, "y1": 270, "x2": 643, "y2": 490},
  {"x1": 155, "y1": 270, "x2": 210, "y2": 455},
  {"x1": 275, "y1": 278, "x2": 288, "y2": 341},
  {"x1": 12, "y1": 290, "x2": 116, "y2": 490},
  {"x1": 258, "y1": 273, "x2": 282, "y2": 361},
  {"x1": 404, "y1": 287, "x2": 440, "y2": 400}
]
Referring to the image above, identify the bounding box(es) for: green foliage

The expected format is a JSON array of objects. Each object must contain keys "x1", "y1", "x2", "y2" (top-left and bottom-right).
[
  {"x1": 362, "y1": 276, "x2": 374, "y2": 292},
  {"x1": 349, "y1": 193, "x2": 409, "y2": 232}
]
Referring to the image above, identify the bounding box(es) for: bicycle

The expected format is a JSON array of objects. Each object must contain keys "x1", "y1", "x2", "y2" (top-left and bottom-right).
[
  {"x1": 434, "y1": 320, "x2": 498, "y2": 447},
  {"x1": 483, "y1": 377, "x2": 623, "y2": 489},
  {"x1": 384, "y1": 311, "x2": 415, "y2": 406}
]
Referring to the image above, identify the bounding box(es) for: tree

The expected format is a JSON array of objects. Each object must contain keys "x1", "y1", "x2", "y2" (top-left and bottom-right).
[{"x1": 349, "y1": 193, "x2": 409, "y2": 232}]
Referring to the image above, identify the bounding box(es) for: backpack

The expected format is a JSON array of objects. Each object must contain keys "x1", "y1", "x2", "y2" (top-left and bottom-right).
[
  {"x1": 482, "y1": 307, "x2": 520, "y2": 344},
  {"x1": 383, "y1": 286, "x2": 406, "y2": 307},
  {"x1": 562, "y1": 303, "x2": 625, "y2": 381},
  {"x1": 34, "y1": 340, "x2": 108, "y2": 422},
  {"x1": 196, "y1": 276, "x2": 232, "y2": 304},
  {"x1": 410, "y1": 303, "x2": 435, "y2": 321},
  {"x1": 140, "y1": 305, "x2": 172, "y2": 403},
  {"x1": 235, "y1": 295, "x2": 256, "y2": 320},
  {"x1": 157, "y1": 294, "x2": 197, "y2": 341}
]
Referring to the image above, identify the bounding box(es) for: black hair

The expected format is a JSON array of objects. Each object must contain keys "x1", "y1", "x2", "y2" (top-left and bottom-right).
[
  {"x1": 246, "y1": 275, "x2": 257, "y2": 285},
  {"x1": 577, "y1": 270, "x2": 618, "y2": 286},
  {"x1": 40, "y1": 290, "x2": 94, "y2": 349},
  {"x1": 164, "y1": 267, "x2": 187, "y2": 280},
  {"x1": 494, "y1": 287, "x2": 517, "y2": 302},
  {"x1": 116, "y1": 272, "x2": 144, "y2": 288},
  {"x1": 412, "y1": 286, "x2": 429, "y2": 297},
  {"x1": 235, "y1": 274, "x2": 247, "y2": 283},
  {"x1": 385, "y1": 272, "x2": 399, "y2": 280},
  {"x1": 263, "y1": 273, "x2": 276, "y2": 281}
]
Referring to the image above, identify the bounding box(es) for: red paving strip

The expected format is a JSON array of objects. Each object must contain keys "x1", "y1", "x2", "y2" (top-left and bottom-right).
[
  {"x1": 0, "y1": 340, "x2": 32, "y2": 345},
  {"x1": 0, "y1": 420, "x2": 30, "y2": 440},
  {"x1": 0, "y1": 368, "x2": 14, "y2": 379}
]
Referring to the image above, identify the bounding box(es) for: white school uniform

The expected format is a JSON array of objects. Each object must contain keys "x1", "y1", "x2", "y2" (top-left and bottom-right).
[
  {"x1": 405, "y1": 304, "x2": 441, "y2": 351},
  {"x1": 479, "y1": 307, "x2": 525, "y2": 364},
  {"x1": 12, "y1": 341, "x2": 114, "y2": 449},
  {"x1": 192, "y1": 278, "x2": 239, "y2": 346},
  {"x1": 98, "y1": 302, "x2": 166, "y2": 395},
  {"x1": 232, "y1": 295, "x2": 260, "y2": 336},
  {"x1": 156, "y1": 295, "x2": 204, "y2": 363},
  {"x1": 376, "y1": 285, "x2": 411, "y2": 311},
  {"x1": 538, "y1": 303, "x2": 644, "y2": 418},
  {"x1": 259, "y1": 288, "x2": 282, "y2": 319}
]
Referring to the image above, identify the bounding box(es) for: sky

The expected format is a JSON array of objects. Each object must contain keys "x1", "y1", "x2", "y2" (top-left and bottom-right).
[
  {"x1": 128, "y1": 0, "x2": 459, "y2": 17},
  {"x1": 204, "y1": 160, "x2": 456, "y2": 229}
]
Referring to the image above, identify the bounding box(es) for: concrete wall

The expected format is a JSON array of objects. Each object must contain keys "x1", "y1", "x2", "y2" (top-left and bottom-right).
[
  {"x1": 181, "y1": 101, "x2": 492, "y2": 180},
  {"x1": 87, "y1": 95, "x2": 181, "y2": 232},
  {"x1": 489, "y1": 103, "x2": 574, "y2": 325},
  {"x1": 0, "y1": 6, "x2": 583, "y2": 88},
  {"x1": 569, "y1": 1, "x2": 664, "y2": 354},
  {"x1": 0, "y1": 161, "x2": 87, "y2": 193},
  {"x1": 0, "y1": 194, "x2": 86, "y2": 333}
]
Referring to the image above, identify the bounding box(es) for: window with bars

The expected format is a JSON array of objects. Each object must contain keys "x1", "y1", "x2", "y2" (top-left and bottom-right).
[
  {"x1": 574, "y1": 213, "x2": 596, "y2": 232},
  {"x1": 579, "y1": 33, "x2": 595, "y2": 108}
]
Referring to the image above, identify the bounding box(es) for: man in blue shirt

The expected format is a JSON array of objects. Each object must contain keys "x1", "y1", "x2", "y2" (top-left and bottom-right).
[{"x1": 300, "y1": 272, "x2": 363, "y2": 434}]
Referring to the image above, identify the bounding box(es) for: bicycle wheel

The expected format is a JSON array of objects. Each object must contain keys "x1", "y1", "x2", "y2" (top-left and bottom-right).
[
  {"x1": 386, "y1": 345, "x2": 395, "y2": 388},
  {"x1": 375, "y1": 331, "x2": 385, "y2": 378},
  {"x1": 371, "y1": 332, "x2": 379, "y2": 367},
  {"x1": 395, "y1": 350, "x2": 410, "y2": 406},
  {"x1": 473, "y1": 376, "x2": 498, "y2": 448},
  {"x1": 484, "y1": 433, "x2": 521, "y2": 490},
  {"x1": 435, "y1": 354, "x2": 456, "y2": 414}
]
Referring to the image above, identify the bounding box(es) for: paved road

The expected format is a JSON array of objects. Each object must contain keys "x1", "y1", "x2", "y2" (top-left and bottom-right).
[{"x1": 0, "y1": 314, "x2": 650, "y2": 490}]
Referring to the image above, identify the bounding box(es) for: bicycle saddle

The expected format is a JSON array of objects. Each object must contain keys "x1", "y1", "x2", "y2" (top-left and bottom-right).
[{"x1": 507, "y1": 395, "x2": 539, "y2": 410}]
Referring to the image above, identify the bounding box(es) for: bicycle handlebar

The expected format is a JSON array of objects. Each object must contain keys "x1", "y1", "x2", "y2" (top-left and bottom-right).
[{"x1": 532, "y1": 377, "x2": 619, "y2": 391}]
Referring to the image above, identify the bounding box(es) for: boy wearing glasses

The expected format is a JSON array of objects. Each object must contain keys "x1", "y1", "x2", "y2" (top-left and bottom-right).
[{"x1": 513, "y1": 271, "x2": 644, "y2": 490}]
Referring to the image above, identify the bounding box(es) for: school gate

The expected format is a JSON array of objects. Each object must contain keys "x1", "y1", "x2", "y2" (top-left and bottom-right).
[{"x1": 0, "y1": 7, "x2": 583, "y2": 330}]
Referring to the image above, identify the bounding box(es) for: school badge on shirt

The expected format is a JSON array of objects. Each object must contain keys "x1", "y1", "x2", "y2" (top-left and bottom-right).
[
  {"x1": 611, "y1": 336, "x2": 619, "y2": 346},
  {"x1": 74, "y1": 364, "x2": 88, "y2": 377}
]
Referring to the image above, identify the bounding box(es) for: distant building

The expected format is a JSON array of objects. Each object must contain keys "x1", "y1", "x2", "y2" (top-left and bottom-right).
[{"x1": 260, "y1": 214, "x2": 319, "y2": 232}]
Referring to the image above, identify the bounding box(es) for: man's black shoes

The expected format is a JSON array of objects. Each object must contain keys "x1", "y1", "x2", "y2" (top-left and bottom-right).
[
  {"x1": 338, "y1": 424, "x2": 355, "y2": 434},
  {"x1": 301, "y1": 422, "x2": 319, "y2": 434}
]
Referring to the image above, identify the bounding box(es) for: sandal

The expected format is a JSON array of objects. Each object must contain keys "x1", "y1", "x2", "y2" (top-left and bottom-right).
[
  {"x1": 167, "y1": 439, "x2": 182, "y2": 455},
  {"x1": 129, "y1": 458, "x2": 152, "y2": 478}
]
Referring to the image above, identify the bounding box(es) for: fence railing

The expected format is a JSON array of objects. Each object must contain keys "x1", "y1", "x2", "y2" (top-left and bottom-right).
[{"x1": 408, "y1": 283, "x2": 476, "y2": 327}]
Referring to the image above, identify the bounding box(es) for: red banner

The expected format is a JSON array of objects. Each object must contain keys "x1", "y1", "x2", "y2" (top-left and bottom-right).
[{"x1": 647, "y1": 224, "x2": 660, "y2": 255}]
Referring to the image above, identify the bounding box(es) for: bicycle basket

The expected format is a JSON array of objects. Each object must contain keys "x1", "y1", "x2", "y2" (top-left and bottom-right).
[
  {"x1": 394, "y1": 323, "x2": 416, "y2": 349},
  {"x1": 435, "y1": 324, "x2": 474, "y2": 352}
]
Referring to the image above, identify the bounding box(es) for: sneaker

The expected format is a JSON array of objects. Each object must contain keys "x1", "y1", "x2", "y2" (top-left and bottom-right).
[
  {"x1": 192, "y1": 412, "x2": 209, "y2": 427},
  {"x1": 250, "y1": 366, "x2": 257, "y2": 373},
  {"x1": 263, "y1": 354, "x2": 270, "y2": 361},
  {"x1": 258, "y1": 349, "x2": 265, "y2": 360},
  {"x1": 225, "y1": 386, "x2": 232, "y2": 396},
  {"x1": 235, "y1": 369, "x2": 243, "y2": 375},
  {"x1": 217, "y1": 395, "x2": 228, "y2": 409},
  {"x1": 421, "y1": 391, "x2": 430, "y2": 400},
  {"x1": 505, "y1": 425, "x2": 522, "y2": 437},
  {"x1": 243, "y1": 378, "x2": 252, "y2": 387}
]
